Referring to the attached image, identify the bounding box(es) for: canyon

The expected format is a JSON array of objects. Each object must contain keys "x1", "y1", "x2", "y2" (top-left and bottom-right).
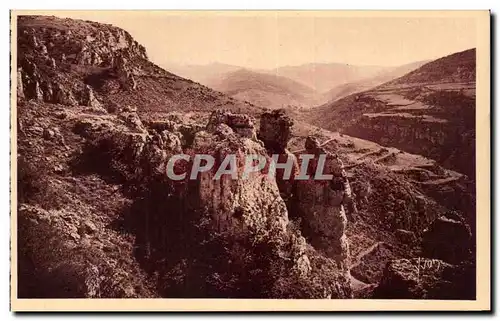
[{"x1": 15, "y1": 15, "x2": 476, "y2": 300}]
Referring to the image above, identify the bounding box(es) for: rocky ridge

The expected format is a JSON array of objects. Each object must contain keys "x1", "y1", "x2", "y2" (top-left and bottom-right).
[
  {"x1": 17, "y1": 15, "x2": 260, "y2": 116},
  {"x1": 18, "y1": 96, "x2": 355, "y2": 297}
]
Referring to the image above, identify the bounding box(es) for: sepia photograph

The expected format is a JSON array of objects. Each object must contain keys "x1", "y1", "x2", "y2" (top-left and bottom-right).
[{"x1": 10, "y1": 10, "x2": 490, "y2": 311}]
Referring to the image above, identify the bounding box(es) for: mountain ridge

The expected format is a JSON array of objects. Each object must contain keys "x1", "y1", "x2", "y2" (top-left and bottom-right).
[
  {"x1": 17, "y1": 15, "x2": 261, "y2": 117},
  {"x1": 305, "y1": 48, "x2": 476, "y2": 178}
]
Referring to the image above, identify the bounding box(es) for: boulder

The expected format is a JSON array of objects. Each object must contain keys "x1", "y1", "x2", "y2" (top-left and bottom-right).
[
  {"x1": 421, "y1": 214, "x2": 473, "y2": 264},
  {"x1": 49, "y1": 57, "x2": 57, "y2": 69},
  {"x1": 79, "y1": 220, "x2": 98, "y2": 235},
  {"x1": 206, "y1": 110, "x2": 257, "y2": 139},
  {"x1": 118, "y1": 110, "x2": 147, "y2": 133},
  {"x1": 53, "y1": 83, "x2": 78, "y2": 106},
  {"x1": 42, "y1": 128, "x2": 56, "y2": 140},
  {"x1": 42, "y1": 127, "x2": 64, "y2": 145},
  {"x1": 373, "y1": 258, "x2": 475, "y2": 299},
  {"x1": 17, "y1": 69, "x2": 25, "y2": 99},
  {"x1": 73, "y1": 118, "x2": 115, "y2": 139}
]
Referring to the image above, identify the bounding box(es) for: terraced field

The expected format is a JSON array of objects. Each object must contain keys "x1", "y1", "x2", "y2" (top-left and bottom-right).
[{"x1": 306, "y1": 49, "x2": 476, "y2": 178}]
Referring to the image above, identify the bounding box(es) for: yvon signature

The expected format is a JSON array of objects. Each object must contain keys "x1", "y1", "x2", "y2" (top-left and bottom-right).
[{"x1": 416, "y1": 258, "x2": 443, "y2": 281}]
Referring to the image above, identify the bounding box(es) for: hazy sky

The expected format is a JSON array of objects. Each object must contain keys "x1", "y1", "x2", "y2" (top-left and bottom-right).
[{"x1": 36, "y1": 11, "x2": 476, "y2": 69}]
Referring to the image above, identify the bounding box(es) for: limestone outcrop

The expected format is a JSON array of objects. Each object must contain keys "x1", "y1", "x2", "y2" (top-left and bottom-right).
[
  {"x1": 258, "y1": 109, "x2": 293, "y2": 153},
  {"x1": 72, "y1": 109, "x2": 352, "y2": 298},
  {"x1": 293, "y1": 136, "x2": 352, "y2": 268},
  {"x1": 258, "y1": 109, "x2": 299, "y2": 200}
]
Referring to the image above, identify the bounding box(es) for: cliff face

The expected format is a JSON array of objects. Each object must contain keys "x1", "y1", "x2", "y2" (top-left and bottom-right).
[
  {"x1": 258, "y1": 111, "x2": 354, "y2": 285},
  {"x1": 344, "y1": 109, "x2": 475, "y2": 178},
  {"x1": 75, "y1": 109, "x2": 352, "y2": 298}
]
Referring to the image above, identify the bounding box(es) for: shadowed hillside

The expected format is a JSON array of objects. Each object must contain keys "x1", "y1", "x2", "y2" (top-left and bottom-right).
[{"x1": 305, "y1": 49, "x2": 476, "y2": 179}]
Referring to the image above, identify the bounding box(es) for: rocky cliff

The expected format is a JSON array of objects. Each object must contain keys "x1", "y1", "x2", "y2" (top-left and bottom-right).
[
  {"x1": 286, "y1": 122, "x2": 476, "y2": 299},
  {"x1": 16, "y1": 15, "x2": 351, "y2": 299},
  {"x1": 15, "y1": 15, "x2": 476, "y2": 300}
]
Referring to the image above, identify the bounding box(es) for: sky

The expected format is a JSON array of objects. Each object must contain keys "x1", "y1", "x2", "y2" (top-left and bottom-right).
[{"x1": 34, "y1": 11, "x2": 477, "y2": 69}]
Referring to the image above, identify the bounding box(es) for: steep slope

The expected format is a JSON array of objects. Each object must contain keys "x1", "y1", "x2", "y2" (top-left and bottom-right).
[
  {"x1": 16, "y1": 15, "x2": 352, "y2": 299},
  {"x1": 385, "y1": 49, "x2": 476, "y2": 85},
  {"x1": 269, "y1": 63, "x2": 389, "y2": 93},
  {"x1": 17, "y1": 15, "x2": 261, "y2": 117},
  {"x1": 305, "y1": 49, "x2": 476, "y2": 178},
  {"x1": 321, "y1": 60, "x2": 430, "y2": 103},
  {"x1": 207, "y1": 68, "x2": 319, "y2": 109}
]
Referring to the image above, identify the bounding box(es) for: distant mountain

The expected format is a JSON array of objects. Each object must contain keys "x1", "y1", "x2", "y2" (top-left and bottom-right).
[
  {"x1": 268, "y1": 63, "x2": 390, "y2": 93},
  {"x1": 321, "y1": 60, "x2": 430, "y2": 103},
  {"x1": 207, "y1": 68, "x2": 319, "y2": 109},
  {"x1": 161, "y1": 61, "x2": 430, "y2": 109},
  {"x1": 305, "y1": 48, "x2": 476, "y2": 177},
  {"x1": 160, "y1": 62, "x2": 243, "y2": 86}
]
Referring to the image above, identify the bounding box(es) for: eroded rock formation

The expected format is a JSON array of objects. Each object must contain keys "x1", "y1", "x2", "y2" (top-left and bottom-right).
[
  {"x1": 71, "y1": 109, "x2": 352, "y2": 298},
  {"x1": 293, "y1": 136, "x2": 353, "y2": 269},
  {"x1": 16, "y1": 15, "x2": 149, "y2": 107},
  {"x1": 258, "y1": 109, "x2": 299, "y2": 200}
]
